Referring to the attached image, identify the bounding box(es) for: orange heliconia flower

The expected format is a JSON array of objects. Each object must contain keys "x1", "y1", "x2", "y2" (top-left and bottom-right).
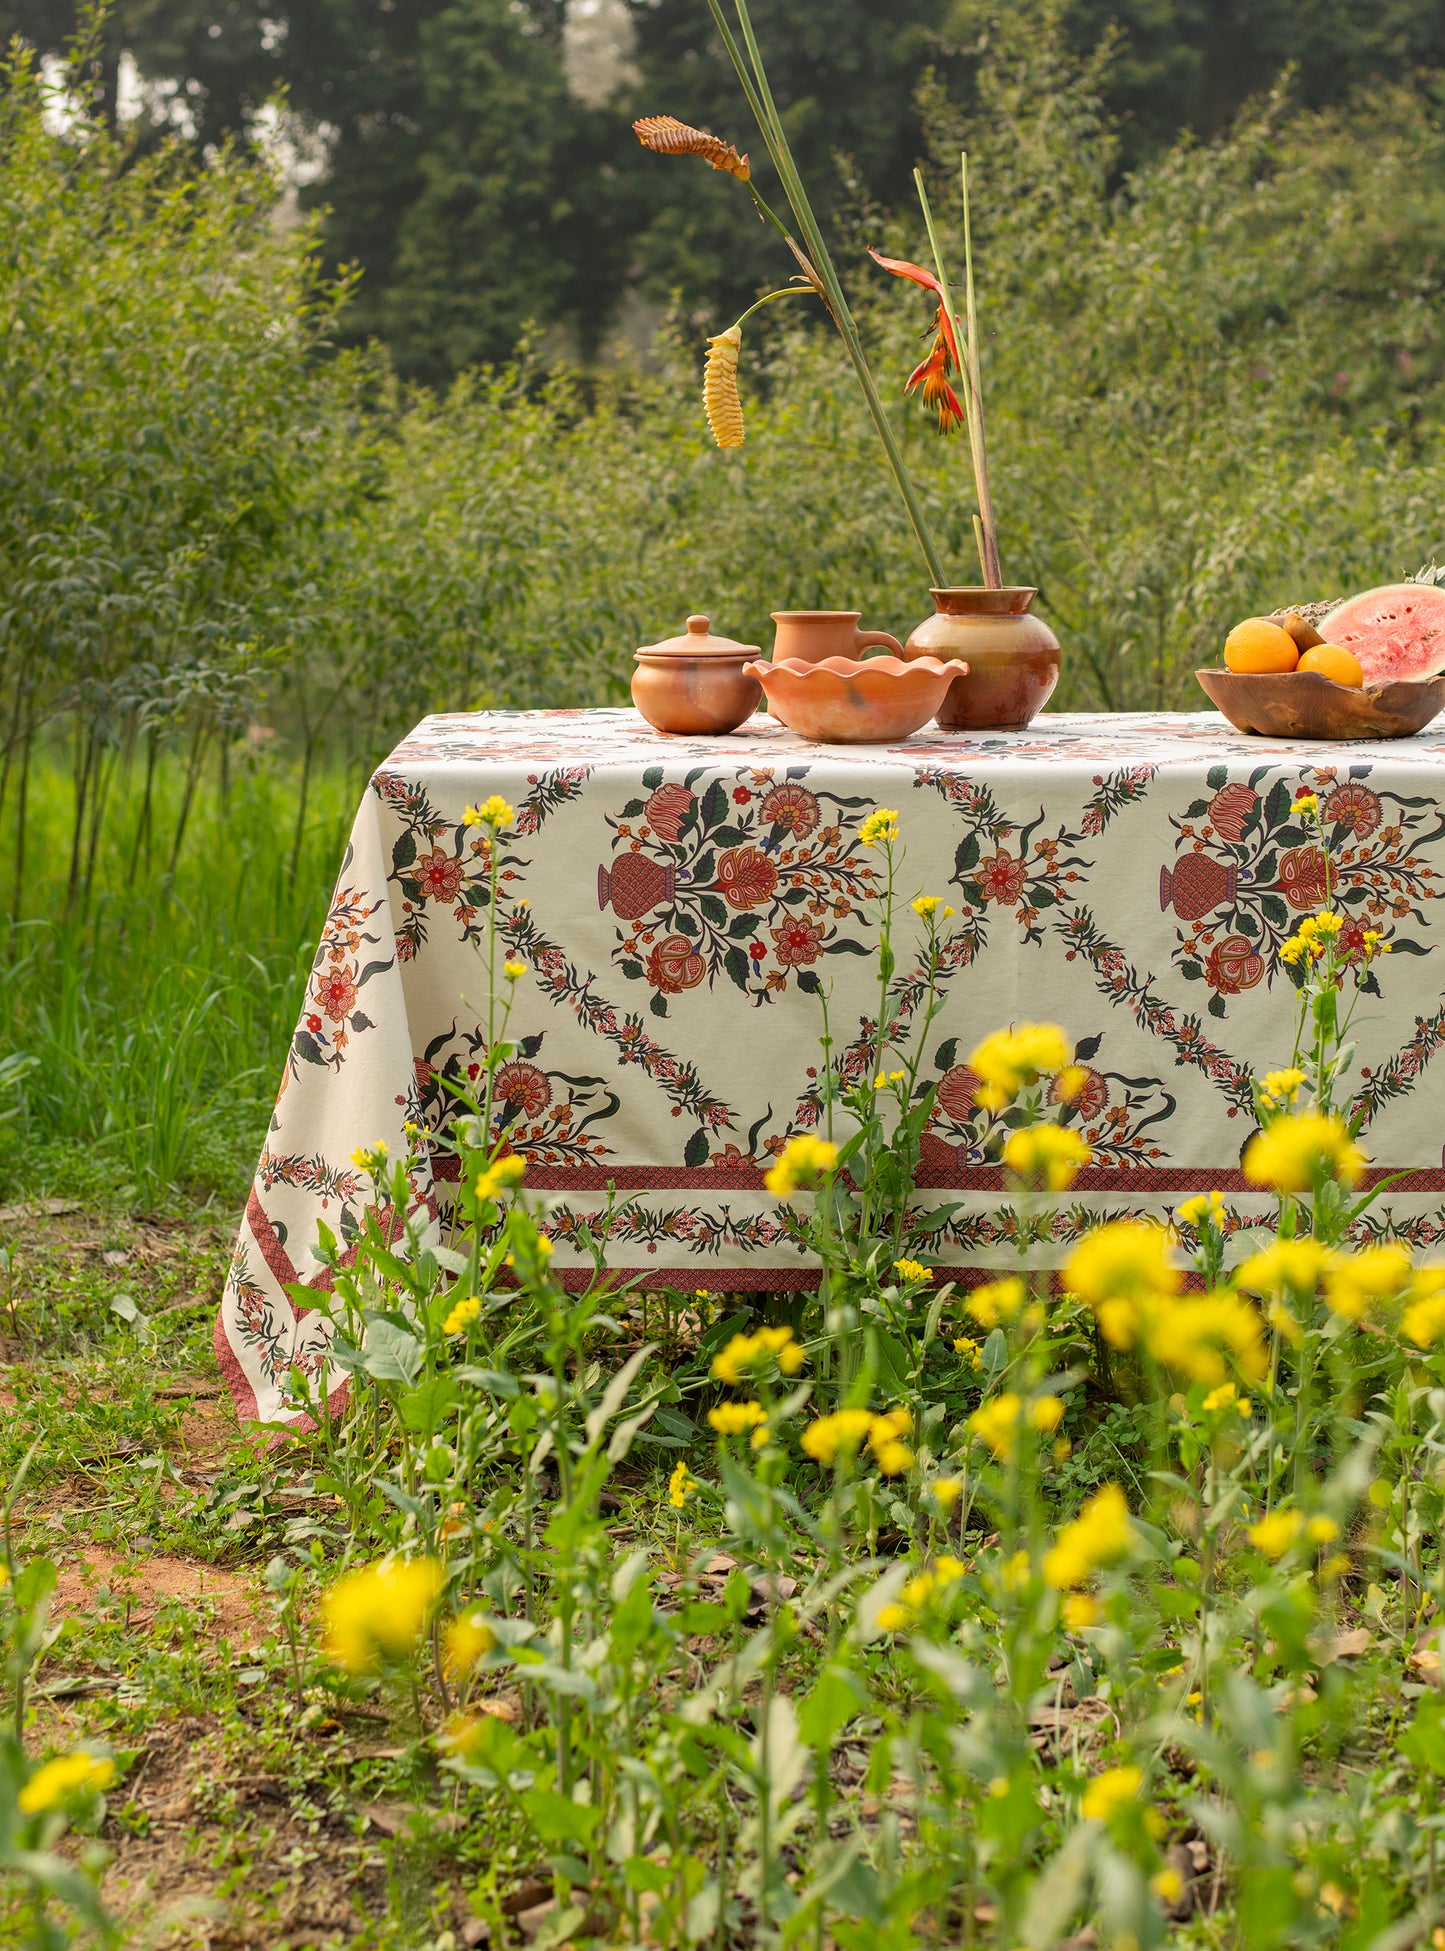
[
  {"x1": 633, "y1": 116, "x2": 750, "y2": 182},
  {"x1": 868, "y1": 247, "x2": 966, "y2": 434}
]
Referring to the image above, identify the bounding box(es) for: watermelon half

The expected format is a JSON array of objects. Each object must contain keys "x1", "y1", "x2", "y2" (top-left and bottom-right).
[{"x1": 1318, "y1": 582, "x2": 1445, "y2": 683}]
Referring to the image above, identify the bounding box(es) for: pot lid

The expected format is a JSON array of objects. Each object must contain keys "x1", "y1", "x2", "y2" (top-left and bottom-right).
[{"x1": 636, "y1": 614, "x2": 760, "y2": 660}]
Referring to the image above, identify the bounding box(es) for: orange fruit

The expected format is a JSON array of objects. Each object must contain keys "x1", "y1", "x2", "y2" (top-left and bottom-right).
[
  {"x1": 1224, "y1": 618, "x2": 1300, "y2": 674},
  {"x1": 1297, "y1": 643, "x2": 1364, "y2": 688}
]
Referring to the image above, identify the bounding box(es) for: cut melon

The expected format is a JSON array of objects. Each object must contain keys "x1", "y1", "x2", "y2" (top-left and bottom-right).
[{"x1": 1318, "y1": 582, "x2": 1445, "y2": 684}]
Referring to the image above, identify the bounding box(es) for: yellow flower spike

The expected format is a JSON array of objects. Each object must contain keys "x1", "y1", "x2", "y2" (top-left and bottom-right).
[
  {"x1": 442, "y1": 1610, "x2": 496, "y2": 1678},
  {"x1": 1201, "y1": 1381, "x2": 1237, "y2": 1413},
  {"x1": 859, "y1": 808, "x2": 900, "y2": 849},
  {"x1": 875, "y1": 1601, "x2": 910, "y2": 1633},
  {"x1": 965, "y1": 1275, "x2": 1027, "y2": 1329},
  {"x1": 952, "y1": 1334, "x2": 983, "y2": 1371},
  {"x1": 1043, "y1": 1483, "x2": 1135, "y2": 1589},
  {"x1": 1306, "y1": 1515, "x2": 1339, "y2": 1544},
  {"x1": 474, "y1": 1154, "x2": 526, "y2": 1203},
  {"x1": 17, "y1": 1751, "x2": 116, "y2": 1814},
  {"x1": 967, "y1": 1392, "x2": 1022, "y2": 1462},
  {"x1": 893, "y1": 1257, "x2": 933, "y2": 1285},
  {"x1": 967, "y1": 1023, "x2": 1070, "y2": 1105},
  {"x1": 873, "y1": 1438, "x2": 913, "y2": 1475},
  {"x1": 763, "y1": 1133, "x2": 839, "y2": 1196},
  {"x1": 1063, "y1": 1591, "x2": 1100, "y2": 1631},
  {"x1": 1248, "y1": 1508, "x2": 1305, "y2": 1559},
  {"x1": 933, "y1": 1475, "x2": 962, "y2": 1514},
  {"x1": 322, "y1": 1558, "x2": 446, "y2": 1673},
  {"x1": 668, "y1": 1460, "x2": 696, "y2": 1509},
  {"x1": 702, "y1": 326, "x2": 745, "y2": 449},
  {"x1": 1243, "y1": 1110, "x2": 1365, "y2": 1191},
  {"x1": 463, "y1": 794, "x2": 514, "y2": 831},
  {"x1": 1002, "y1": 1124, "x2": 1092, "y2": 1190},
  {"x1": 1403, "y1": 1273, "x2": 1445, "y2": 1346},
  {"x1": 1151, "y1": 1867, "x2": 1184, "y2": 1903},
  {"x1": 1065, "y1": 1219, "x2": 1178, "y2": 1308},
  {"x1": 707, "y1": 1400, "x2": 767, "y2": 1436},
  {"x1": 1030, "y1": 1394, "x2": 1064, "y2": 1434},
  {"x1": 912, "y1": 895, "x2": 942, "y2": 917},
  {"x1": 1174, "y1": 1189, "x2": 1226, "y2": 1230},
  {"x1": 1235, "y1": 1238, "x2": 1332, "y2": 1296},
  {"x1": 349, "y1": 1140, "x2": 389, "y2": 1173},
  {"x1": 749, "y1": 1423, "x2": 771, "y2": 1451},
  {"x1": 1081, "y1": 1764, "x2": 1143, "y2": 1822},
  {"x1": 800, "y1": 1408, "x2": 876, "y2": 1465},
  {"x1": 443, "y1": 1294, "x2": 482, "y2": 1336},
  {"x1": 1324, "y1": 1243, "x2": 1412, "y2": 1320}
]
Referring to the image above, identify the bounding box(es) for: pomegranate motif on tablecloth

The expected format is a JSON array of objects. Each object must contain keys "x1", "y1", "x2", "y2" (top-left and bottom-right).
[
  {"x1": 644, "y1": 782, "x2": 695, "y2": 842},
  {"x1": 598, "y1": 853, "x2": 676, "y2": 920},
  {"x1": 1205, "y1": 934, "x2": 1265, "y2": 994},
  {"x1": 1207, "y1": 782, "x2": 1258, "y2": 842},
  {"x1": 646, "y1": 934, "x2": 706, "y2": 993},
  {"x1": 1277, "y1": 845, "x2": 1329, "y2": 912},
  {"x1": 1160, "y1": 853, "x2": 1237, "y2": 920}
]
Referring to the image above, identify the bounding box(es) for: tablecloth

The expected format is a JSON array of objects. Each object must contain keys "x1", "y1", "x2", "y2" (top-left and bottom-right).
[{"x1": 218, "y1": 706, "x2": 1445, "y2": 1424}]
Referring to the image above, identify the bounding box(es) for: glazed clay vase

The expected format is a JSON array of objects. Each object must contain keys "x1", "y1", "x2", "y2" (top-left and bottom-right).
[
  {"x1": 770, "y1": 611, "x2": 904, "y2": 665},
  {"x1": 903, "y1": 587, "x2": 1060, "y2": 731},
  {"x1": 632, "y1": 614, "x2": 762, "y2": 735}
]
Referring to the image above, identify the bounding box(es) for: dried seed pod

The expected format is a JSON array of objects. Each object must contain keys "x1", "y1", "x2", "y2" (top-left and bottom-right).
[
  {"x1": 633, "y1": 115, "x2": 750, "y2": 182},
  {"x1": 703, "y1": 327, "x2": 745, "y2": 450}
]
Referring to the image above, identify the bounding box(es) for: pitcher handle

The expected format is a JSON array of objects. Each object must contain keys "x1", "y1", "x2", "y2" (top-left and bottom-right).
[{"x1": 854, "y1": 629, "x2": 904, "y2": 659}]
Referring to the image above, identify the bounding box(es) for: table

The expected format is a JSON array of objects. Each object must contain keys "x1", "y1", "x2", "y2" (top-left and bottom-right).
[{"x1": 217, "y1": 707, "x2": 1445, "y2": 1424}]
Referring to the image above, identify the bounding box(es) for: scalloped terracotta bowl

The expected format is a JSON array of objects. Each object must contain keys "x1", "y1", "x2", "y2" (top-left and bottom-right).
[{"x1": 742, "y1": 655, "x2": 960, "y2": 744}]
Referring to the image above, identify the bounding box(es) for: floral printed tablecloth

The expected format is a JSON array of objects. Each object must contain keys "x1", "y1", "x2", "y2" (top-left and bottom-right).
[{"x1": 219, "y1": 705, "x2": 1445, "y2": 1423}]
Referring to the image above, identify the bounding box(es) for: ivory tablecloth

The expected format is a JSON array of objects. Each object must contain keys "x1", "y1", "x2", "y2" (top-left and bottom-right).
[{"x1": 217, "y1": 707, "x2": 1445, "y2": 1423}]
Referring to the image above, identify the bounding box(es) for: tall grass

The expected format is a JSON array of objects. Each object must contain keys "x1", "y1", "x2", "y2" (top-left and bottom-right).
[{"x1": 0, "y1": 755, "x2": 357, "y2": 1209}]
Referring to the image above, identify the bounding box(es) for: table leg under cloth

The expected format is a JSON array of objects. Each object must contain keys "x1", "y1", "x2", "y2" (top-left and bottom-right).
[{"x1": 218, "y1": 707, "x2": 1445, "y2": 1424}]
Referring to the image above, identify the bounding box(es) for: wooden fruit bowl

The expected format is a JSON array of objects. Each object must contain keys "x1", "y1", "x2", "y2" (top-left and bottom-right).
[{"x1": 1196, "y1": 668, "x2": 1445, "y2": 740}]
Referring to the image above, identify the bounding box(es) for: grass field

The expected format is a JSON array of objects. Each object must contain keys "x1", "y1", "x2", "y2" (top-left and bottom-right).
[{"x1": 6, "y1": 770, "x2": 1445, "y2": 1951}]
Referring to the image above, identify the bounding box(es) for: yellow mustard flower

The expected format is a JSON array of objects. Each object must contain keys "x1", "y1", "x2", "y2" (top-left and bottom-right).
[
  {"x1": 1042, "y1": 1483, "x2": 1134, "y2": 1589},
  {"x1": 968, "y1": 1393, "x2": 1022, "y2": 1462},
  {"x1": 966, "y1": 1275, "x2": 1027, "y2": 1329},
  {"x1": 1403, "y1": 1273, "x2": 1445, "y2": 1346},
  {"x1": 800, "y1": 1408, "x2": 876, "y2": 1465},
  {"x1": 1324, "y1": 1243, "x2": 1412, "y2": 1320},
  {"x1": 503, "y1": 959, "x2": 527, "y2": 981},
  {"x1": 967, "y1": 1023, "x2": 1070, "y2": 1110},
  {"x1": 17, "y1": 1751, "x2": 116, "y2": 1814},
  {"x1": 859, "y1": 808, "x2": 899, "y2": 848},
  {"x1": 322, "y1": 1558, "x2": 445, "y2": 1673},
  {"x1": 1063, "y1": 1591, "x2": 1100, "y2": 1631},
  {"x1": 875, "y1": 1601, "x2": 910, "y2": 1633},
  {"x1": 1003, "y1": 1124, "x2": 1092, "y2": 1190},
  {"x1": 1306, "y1": 1514, "x2": 1339, "y2": 1544},
  {"x1": 1031, "y1": 1395, "x2": 1065, "y2": 1434},
  {"x1": 1054, "y1": 1063, "x2": 1089, "y2": 1103},
  {"x1": 893, "y1": 1257, "x2": 933, "y2": 1285},
  {"x1": 464, "y1": 794, "x2": 514, "y2": 830},
  {"x1": 1293, "y1": 791, "x2": 1319, "y2": 816},
  {"x1": 869, "y1": 1406, "x2": 914, "y2": 1475},
  {"x1": 764, "y1": 1133, "x2": 839, "y2": 1196},
  {"x1": 442, "y1": 1610, "x2": 495, "y2": 1677},
  {"x1": 668, "y1": 1460, "x2": 697, "y2": 1509},
  {"x1": 1235, "y1": 1238, "x2": 1331, "y2": 1295},
  {"x1": 349, "y1": 1140, "x2": 389, "y2": 1173},
  {"x1": 1174, "y1": 1189, "x2": 1226, "y2": 1230},
  {"x1": 1243, "y1": 1111, "x2": 1365, "y2": 1192},
  {"x1": 953, "y1": 1334, "x2": 983, "y2": 1371},
  {"x1": 1147, "y1": 1290, "x2": 1266, "y2": 1386},
  {"x1": 911, "y1": 895, "x2": 942, "y2": 917},
  {"x1": 443, "y1": 1294, "x2": 482, "y2": 1336},
  {"x1": 1081, "y1": 1764, "x2": 1143, "y2": 1822},
  {"x1": 707, "y1": 1400, "x2": 767, "y2": 1436},
  {"x1": 474, "y1": 1154, "x2": 526, "y2": 1203},
  {"x1": 1258, "y1": 1068, "x2": 1306, "y2": 1111},
  {"x1": 1248, "y1": 1508, "x2": 1304, "y2": 1559},
  {"x1": 932, "y1": 1475, "x2": 962, "y2": 1514}
]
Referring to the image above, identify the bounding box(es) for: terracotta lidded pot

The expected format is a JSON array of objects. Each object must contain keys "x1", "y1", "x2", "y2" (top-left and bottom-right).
[
  {"x1": 632, "y1": 614, "x2": 762, "y2": 736},
  {"x1": 903, "y1": 587, "x2": 1060, "y2": 732}
]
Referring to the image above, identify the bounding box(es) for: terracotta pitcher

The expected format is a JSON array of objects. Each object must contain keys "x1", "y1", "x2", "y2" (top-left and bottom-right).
[
  {"x1": 770, "y1": 611, "x2": 904, "y2": 665},
  {"x1": 903, "y1": 587, "x2": 1060, "y2": 731}
]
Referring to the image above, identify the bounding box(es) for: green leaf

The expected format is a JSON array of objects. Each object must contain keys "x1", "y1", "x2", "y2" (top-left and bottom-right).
[{"x1": 520, "y1": 1787, "x2": 602, "y2": 1845}]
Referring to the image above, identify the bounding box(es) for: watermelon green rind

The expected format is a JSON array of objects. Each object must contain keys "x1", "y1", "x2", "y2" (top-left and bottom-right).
[{"x1": 1319, "y1": 582, "x2": 1445, "y2": 684}]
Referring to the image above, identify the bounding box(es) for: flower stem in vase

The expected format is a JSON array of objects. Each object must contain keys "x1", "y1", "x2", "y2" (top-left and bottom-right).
[{"x1": 915, "y1": 160, "x2": 1002, "y2": 589}]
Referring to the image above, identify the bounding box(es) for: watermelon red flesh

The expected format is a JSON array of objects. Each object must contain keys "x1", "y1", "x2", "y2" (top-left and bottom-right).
[{"x1": 1319, "y1": 582, "x2": 1445, "y2": 683}]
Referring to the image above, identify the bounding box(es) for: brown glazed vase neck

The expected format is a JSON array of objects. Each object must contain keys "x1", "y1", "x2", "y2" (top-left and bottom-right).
[{"x1": 930, "y1": 586, "x2": 1038, "y2": 618}]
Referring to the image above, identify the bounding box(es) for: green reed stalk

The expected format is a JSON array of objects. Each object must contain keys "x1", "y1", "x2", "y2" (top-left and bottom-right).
[{"x1": 703, "y1": 0, "x2": 948, "y2": 588}]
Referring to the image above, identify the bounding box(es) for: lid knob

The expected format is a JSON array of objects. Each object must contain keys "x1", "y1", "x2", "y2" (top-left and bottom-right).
[{"x1": 687, "y1": 615, "x2": 711, "y2": 634}]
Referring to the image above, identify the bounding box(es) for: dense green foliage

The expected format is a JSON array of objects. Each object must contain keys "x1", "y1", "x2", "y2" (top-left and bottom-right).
[{"x1": 7, "y1": 0, "x2": 1445, "y2": 376}]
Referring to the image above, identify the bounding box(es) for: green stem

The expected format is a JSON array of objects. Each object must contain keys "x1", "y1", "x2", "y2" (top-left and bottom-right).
[
  {"x1": 732, "y1": 285, "x2": 818, "y2": 331},
  {"x1": 960, "y1": 153, "x2": 1002, "y2": 587}
]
